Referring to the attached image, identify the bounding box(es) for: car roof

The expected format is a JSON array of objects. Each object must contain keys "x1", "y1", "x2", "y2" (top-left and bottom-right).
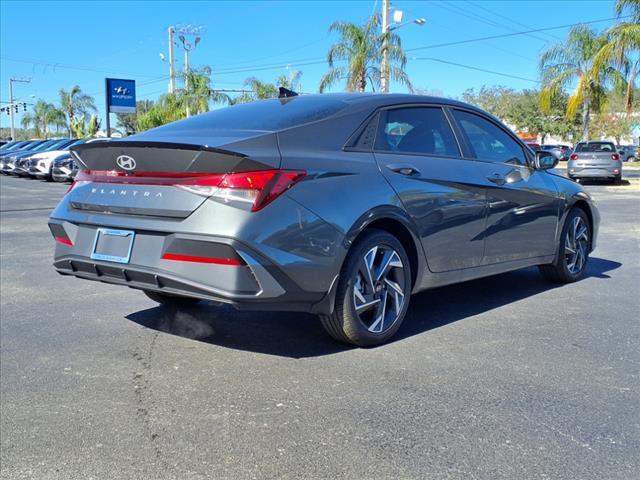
[{"x1": 315, "y1": 92, "x2": 478, "y2": 110}]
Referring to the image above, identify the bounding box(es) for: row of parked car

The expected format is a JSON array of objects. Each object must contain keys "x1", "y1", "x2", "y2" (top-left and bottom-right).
[
  {"x1": 0, "y1": 138, "x2": 106, "y2": 182},
  {"x1": 527, "y1": 143, "x2": 640, "y2": 163}
]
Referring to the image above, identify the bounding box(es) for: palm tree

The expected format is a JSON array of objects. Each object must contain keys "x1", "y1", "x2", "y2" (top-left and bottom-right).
[
  {"x1": 277, "y1": 70, "x2": 303, "y2": 91},
  {"x1": 179, "y1": 66, "x2": 230, "y2": 116},
  {"x1": 21, "y1": 100, "x2": 66, "y2": 138},
  {"x1": 539, "y1": 25, "x2": 626, "y2": 140},
  {"x1": 59, "y1": 86, "x2": 97, "y2": 135},
  {"x1": 136, "y1": 93, "x2": 186, "y2": 131},
  {"x1": 594, "y1": 0, "x2": 640, "y2": 115},
  {"x1": 319, "y1": 14, "x2": 412, "y2": 93},
  {"x1": 232, "y1": 77, "x2": 280, "y2": 104},
  {"x1": 615, "y1": 0, "x2": 640, "y2": 21}
]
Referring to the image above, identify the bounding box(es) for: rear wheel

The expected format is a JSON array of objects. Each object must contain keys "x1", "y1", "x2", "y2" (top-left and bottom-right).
[
  {"x1": 539, "y1": 208, "x2": 590, "y2": 283},
  {"x1": 319, "y1": 229, "x2": 412, "y2": 347},
  {"x1": 143, "y1": 290, "x2": 201, "y2": 307}
]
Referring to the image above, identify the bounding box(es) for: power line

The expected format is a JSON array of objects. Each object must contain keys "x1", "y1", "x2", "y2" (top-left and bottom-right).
[
  {"x1": 201, "y1": 15, "x2": 629, "y2": 77},
  {"x1": 406, "y1": 15, "x2": 628, "y2": 52},
  {"x1": 438, "y1": 0, "x2": 550, "y2": 44},
  {"x1": 464, "y1": 0, "x2": 564, "y2": 43},
  {"x1": 0, "y1": 55, "x2": 160, "y2": 78},
  {"x1": 411, "y1": 56, "x2": 540, "y2": 83}
]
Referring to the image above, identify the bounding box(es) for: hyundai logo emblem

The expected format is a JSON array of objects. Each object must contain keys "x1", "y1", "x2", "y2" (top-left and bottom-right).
[
  {"x1": 114, "y1": 86, "x2": 129, "y2": 95},
  {"x1": 116, "y1": 155, "x2": 136, "y2": 171}
]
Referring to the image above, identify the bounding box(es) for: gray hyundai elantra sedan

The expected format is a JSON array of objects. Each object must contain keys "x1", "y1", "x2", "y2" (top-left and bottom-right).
[{"x1": 49, "y1": 93, "x2": 599, "y2": 346}]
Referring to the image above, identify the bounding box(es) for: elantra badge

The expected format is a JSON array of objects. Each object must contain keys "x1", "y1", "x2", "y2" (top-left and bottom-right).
[{"x1": 116, "y1": 155, "x2": 136, "y2": 171}]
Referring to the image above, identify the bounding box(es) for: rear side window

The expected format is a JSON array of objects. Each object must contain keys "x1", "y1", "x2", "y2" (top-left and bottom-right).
[
  {"x1": 375, "y1": 107, "x2": 460, "y2": 157},
  {"x1": 453, "y1": 110, "x2": 527, "y2": 166},
  {"x1": 575, "y1": 142, "x2": 615, "y2": 153}
]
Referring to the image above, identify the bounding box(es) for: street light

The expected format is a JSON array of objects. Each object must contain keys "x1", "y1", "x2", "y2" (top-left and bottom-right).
[
  {"x1": 8, "y1": 77, "x2": 31, "y2": 140},
  {"x1": 389, "y1": 17, "x2": 427, "y2": 31},
  {"x1": 172, "y1": 24, "x2": 205, "y2": 117},
  {"x1": 381, "y1": 0, "x2": 426, "y2": 93}
]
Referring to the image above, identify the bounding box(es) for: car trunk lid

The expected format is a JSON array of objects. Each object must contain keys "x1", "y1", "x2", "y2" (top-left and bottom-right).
[{"x1": 68, "y1": 131, "x2": 281, "y2": 218}]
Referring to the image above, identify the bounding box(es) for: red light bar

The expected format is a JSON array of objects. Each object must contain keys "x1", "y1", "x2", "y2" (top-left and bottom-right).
[
  {"x1": 54, "y1": 236, "x2": 73, "y2": 246},
  {"x1": 161, "y1": 252, "x2": 242, "y2": 266}
]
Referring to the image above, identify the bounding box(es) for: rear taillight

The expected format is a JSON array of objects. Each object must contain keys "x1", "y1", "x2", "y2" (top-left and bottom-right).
[
  {"x1": 213, "y1": 170, "x2": 306, "y2": 211},
  {"x1": 611, "y1": 154, "x2": 620, "y2": 161},
  {"x1": 70, "y1": 169, "x2": 306, "y2": 212},
  {"x1": 570, "y1": 154, "x2": 579, "y2": 160}
]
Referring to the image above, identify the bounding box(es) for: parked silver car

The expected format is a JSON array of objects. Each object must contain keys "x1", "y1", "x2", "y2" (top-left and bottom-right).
[
  {"x1": 51, "y1": 153, "x2": 78, "y2": 182},
  {"x1": 568, "y1": 141, "x2": 623, "y2": 184}
]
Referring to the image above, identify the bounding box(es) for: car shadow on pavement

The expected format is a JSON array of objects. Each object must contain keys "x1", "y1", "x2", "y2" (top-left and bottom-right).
[
  {"x1": 394, "y1": 257, "x2": 620, "y2": 344},
  {"x1": 126, "y1": 257, "x2": 620, "y2": 358}
]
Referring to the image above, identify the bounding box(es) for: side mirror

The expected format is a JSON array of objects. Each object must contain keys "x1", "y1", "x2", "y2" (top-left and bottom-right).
[
  {"x1": 619, "y1": 150, "x2": 625, "y2": 155},
  {"x1": 534, "y1": 150, "x2": 559, "y2": 170}
]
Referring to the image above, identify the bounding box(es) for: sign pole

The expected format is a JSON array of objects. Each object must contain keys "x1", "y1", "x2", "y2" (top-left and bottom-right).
[{"x1": 105, "y1": 78, "x2": 111, "y2": 138}]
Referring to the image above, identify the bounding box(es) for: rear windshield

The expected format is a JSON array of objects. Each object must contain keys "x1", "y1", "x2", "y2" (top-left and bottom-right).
[
  {"x1": 150, "y1": 96, "x2": 349, "y2": 133},
  {"x1": 575, "y1": 142, "x2": 616, "y2": 153}
]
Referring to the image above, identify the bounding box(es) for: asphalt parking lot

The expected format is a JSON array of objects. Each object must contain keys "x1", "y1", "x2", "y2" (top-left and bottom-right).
[{"x1": 1, "y1": 173, "x2": 639, "y2": 480}]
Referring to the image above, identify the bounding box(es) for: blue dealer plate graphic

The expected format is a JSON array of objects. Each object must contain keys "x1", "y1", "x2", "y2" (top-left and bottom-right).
[{"x1": 106, "y1": 78, "x2": 136, "y2": 113}]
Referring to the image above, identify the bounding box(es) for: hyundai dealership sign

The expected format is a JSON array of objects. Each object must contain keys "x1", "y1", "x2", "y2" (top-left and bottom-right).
[{"x1": 106, "y1": 78, "x2": 136, "y2": 113}]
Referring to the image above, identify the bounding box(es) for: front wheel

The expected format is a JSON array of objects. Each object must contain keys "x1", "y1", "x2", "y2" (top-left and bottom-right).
[
  {"x1": 539, "y1": 208, "x2": 591, "y2": 283},
  {"x1": 143, "y1": 290, "x2": 201, "y2": 307},
  {"x1": 319, "y1": 229, "x2": 412, "y2": 347}
]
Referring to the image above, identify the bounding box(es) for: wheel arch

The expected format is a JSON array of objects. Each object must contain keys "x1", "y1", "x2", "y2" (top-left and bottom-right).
[
  {"x1": 344, "y1": 206, "x2": 425, "y2": 291},
  {"x1": 311, "y1": 206, "x2": 426, "y2": 316},
  {"x1": 560, "y1": 193, "x2": 598, "y2": 255}
]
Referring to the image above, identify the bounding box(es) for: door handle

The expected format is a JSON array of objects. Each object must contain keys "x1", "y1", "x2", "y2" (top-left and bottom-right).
[
  {"x1": 486, "y1": 173, "x2": 506, "y2": 186},
  {"x1": 387, "y1": 163, "x2": 420, "y2": 176}
]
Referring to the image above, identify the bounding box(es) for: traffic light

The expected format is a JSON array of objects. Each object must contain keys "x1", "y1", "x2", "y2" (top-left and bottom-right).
[
  {"x1": 14, "y1": 104, "x2": 18, "y2": 113},
  {"x1": 22, "y1": 103, "x2": 27, "y2": 112}
]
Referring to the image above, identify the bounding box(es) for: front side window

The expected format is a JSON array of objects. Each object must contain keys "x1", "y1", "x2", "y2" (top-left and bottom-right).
[
  {"x1": 375, "y1": 107, "x2": 460, "y2": 157},
  {"x1": 453, "y1": 110, "x2": 527, "y2": 166}
]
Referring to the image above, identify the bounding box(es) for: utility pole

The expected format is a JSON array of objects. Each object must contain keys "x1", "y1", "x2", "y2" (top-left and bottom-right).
[
  {"x1": 381, "y1": 0, "x2": 390, "y2": 93},
  {"x1": 8, "y1": 77, "x2": 31, "y2": 140},
  {"x1": 184, "y1": 48, "x2": 191, "y2": 117},
  {"x1": 168, "y1": 26, "x2": 176, "y2": 93},
  {"x1": 174, "y1": 24, "x2": 204, "y2": 118}
]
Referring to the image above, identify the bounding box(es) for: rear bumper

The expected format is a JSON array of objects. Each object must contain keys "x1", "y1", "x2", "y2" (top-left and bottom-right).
[
  {"x1": 49, "y1": 210, "x2": 343, "y2": 314},
  {"x1": 568, "y1": 167, "x2": 621, "y2": 178}
]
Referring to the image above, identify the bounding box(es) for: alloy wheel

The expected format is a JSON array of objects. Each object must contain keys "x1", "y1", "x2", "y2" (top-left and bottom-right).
[
  {"x1": 352, "y1": 245, "x2": 406, "y2": 333},
  {"x1": 565, "y1": 216, "x2": 589, "y2": 274}
]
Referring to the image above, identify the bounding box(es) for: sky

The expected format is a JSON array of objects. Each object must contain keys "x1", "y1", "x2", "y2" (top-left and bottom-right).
[{"x1": 0, "y1": 0, "x2": 621, "y2": 131}]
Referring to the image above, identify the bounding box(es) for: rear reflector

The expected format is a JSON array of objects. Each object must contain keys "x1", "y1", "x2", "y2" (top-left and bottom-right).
[
  {"x1": 72, "y1": 169, "x2": 306, "y2": 212},
  {"x1": 161, "y1": 253, "x2": 242, "y2": 266},
  {"x1": 54, "y1": 236, "x2": 73, "y2": 246}
]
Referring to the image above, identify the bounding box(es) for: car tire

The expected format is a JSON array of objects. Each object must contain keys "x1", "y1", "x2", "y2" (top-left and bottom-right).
[
  {"x1": 143, "y1": 290, "x2": 201, "y2": 307},
  {"x1": 319, "y1": 229, "x2": 412, "y2": 347},
  {"x1": 539, "y1": 208, "x2": 591, "y2": 283}
]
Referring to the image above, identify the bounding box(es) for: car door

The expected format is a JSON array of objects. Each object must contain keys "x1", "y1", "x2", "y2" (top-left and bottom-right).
[
  {"x1": 450, "y1": 108, "x2": 561, "y2": 264},
  {"x1": 373, "y1": 105, "x2": 487, "y2": 273}
]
